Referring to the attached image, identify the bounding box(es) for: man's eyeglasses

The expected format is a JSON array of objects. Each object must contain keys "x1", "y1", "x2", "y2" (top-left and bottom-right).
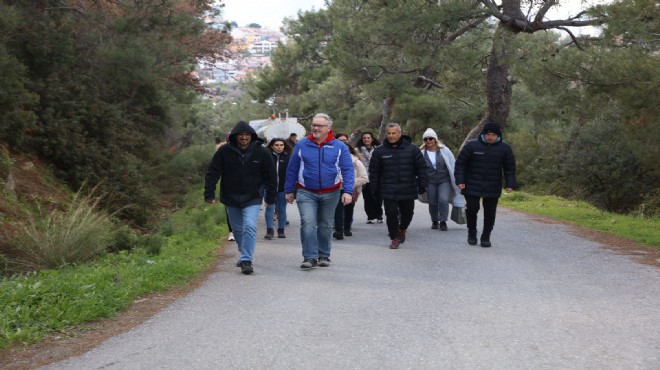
[
  {"x1": 311, "y1": 124, "x2": 328, "y2": 129},
  {"x1": 423, "y1": 137, "x2": 435, "y2": 141}
]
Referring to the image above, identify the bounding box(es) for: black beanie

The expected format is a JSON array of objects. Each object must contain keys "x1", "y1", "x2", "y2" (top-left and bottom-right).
[{"x1": 482, "y1": 121, "x2": 502, "y2": 137}]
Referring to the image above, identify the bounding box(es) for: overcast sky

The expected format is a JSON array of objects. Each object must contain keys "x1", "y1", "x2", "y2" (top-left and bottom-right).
[
  {"x1": 220, "y1": 0, "x2": 327, "y2": 29},
  {"x1": 219, "y1": 0, "x2": 609, "y2": 33}
]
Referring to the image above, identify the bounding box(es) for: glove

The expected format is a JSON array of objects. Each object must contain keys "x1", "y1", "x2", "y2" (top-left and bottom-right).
[{"x1": 418, "y1": 186, "x2": 426, "y2": 195}]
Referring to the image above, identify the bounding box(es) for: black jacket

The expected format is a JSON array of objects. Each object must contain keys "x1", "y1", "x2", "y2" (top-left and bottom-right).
[
  {"x1": 454, "y1": 136, "x2": 517, "y2": 198},
  {"x1": 271, "y1": 150, "x2": 290, "y2": 192},
  {"x1": 204, "y1": 121, "x2": 277, "y2": 207},
  {"x1": 369, "y1": 135, "x2": 428, "y2": 200}
]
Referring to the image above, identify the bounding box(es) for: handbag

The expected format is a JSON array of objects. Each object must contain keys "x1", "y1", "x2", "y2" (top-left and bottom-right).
[
  {"x1": 418, "y1": 192, "x2": 428, "y2": 204},
  {"x1": 450, "y1": 206, "x2": 467, "y2": 224}
]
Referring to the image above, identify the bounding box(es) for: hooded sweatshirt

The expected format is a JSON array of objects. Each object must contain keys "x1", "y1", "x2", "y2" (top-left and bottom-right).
[{"x1": 204, "y1": 121, "x2": 277, "y2": 207}]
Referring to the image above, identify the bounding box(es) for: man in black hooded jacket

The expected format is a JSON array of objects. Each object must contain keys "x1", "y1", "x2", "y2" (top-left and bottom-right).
[
  {"x1": 205, "y1": 121, "x2": 277, "y2": 274},
  {"x1": 454, "y1": 121, "x2": 517, "y2": 248}
]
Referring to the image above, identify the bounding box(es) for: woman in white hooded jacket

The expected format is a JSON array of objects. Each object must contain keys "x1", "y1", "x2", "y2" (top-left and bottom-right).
[{"x1": 420, "y1": 128, "x2": 464, "y2": 230}]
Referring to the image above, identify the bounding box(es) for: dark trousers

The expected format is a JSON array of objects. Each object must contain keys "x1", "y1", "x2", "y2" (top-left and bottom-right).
[
  {"x1": 344, "y1": 202, "x2": 355, "y2": 231},
  {"x1": 335, "y1": 201, "x2": 356, "y2": 233},
  {"x1": 225, "y1": 206, "x2": 233, "y2": 233},
  {"x1": 362, "y1": 183, "x2": 383, "y2": 220},
  {"x1": 465, "y1": 195, "x2": 499, "y2": 234},
  {"x1": 383, "y1": 199, "x2": 415, "y2": 240},
  {"x1": 334, "y1": 196, "x2": 344, "y2": 233}
]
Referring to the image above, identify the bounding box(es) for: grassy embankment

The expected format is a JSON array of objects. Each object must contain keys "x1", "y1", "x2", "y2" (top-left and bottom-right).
[
  {"x1": 500, "y1": 192, "x2": 659, "y2": 248},
  {"x1": 0, "y1": 191, "x2": 226, "y2": 349}
]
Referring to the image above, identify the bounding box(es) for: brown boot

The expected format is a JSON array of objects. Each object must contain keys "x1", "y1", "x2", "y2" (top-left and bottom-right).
[
  {"x1": 277, "y1": 228, "x2": 286, "y2": 238},
  {"x1": 264, "y1": 228, "x2": 274, "y2": 240}
]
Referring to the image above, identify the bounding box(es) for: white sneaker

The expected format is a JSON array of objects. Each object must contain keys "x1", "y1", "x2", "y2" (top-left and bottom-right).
[{"x1": 227, "y1": 232, "x2": 235, "y2": 241}]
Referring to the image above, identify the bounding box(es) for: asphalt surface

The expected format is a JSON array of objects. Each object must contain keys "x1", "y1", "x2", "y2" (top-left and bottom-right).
[{"x1": 44, "y1": 198, "x2": 660, "y2": 369}]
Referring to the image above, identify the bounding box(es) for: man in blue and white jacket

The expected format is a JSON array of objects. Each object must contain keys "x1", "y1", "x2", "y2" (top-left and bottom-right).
[{"x1": 285, "y1": 113, "x2": 354, "y2": 270}]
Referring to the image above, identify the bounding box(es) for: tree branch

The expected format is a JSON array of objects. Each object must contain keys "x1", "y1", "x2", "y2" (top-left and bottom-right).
[
  {"x1": 533, "y1": 0, "x2": 557, "y2": 25},
  {"x1": 416, "y1": 75, "x2": 443, "y2": 89},
  {"x1": 557, "y1": 27, "x2": 584, "y2": 50},
  {"x1": 444, "y1": 15, "x2": 489, "y2": 44}
]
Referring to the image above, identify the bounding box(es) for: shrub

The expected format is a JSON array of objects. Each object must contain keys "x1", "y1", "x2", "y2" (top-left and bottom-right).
[
  {"x1": 107, "y1": 224, "x2": 137, "y2": 253},
  {"x1": 8, "y1": 189, "x2": 116, "y2": 270},
  {"x1": 137, "y1": 234, "x2": 164, "y2": 256}
]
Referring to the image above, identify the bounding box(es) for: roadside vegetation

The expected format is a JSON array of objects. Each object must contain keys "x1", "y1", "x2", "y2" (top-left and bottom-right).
[
  {"x1": 0, "y1": 189, "x2": 226, "y2": 349},
  {"x1": 501, "y1": 192, "x2": 659, "y2": 248}
]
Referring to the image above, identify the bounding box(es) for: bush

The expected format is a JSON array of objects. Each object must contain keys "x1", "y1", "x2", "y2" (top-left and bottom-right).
[
  {"x1": 8, "y1": 190, "x2": 116, "y2": 270},
  {"x1": 157, "y1": 145, "x2": 214, "y2": 197},
  {"x1": 560, "y1": 118, "x2": 650, "y2": 212},
  {"x1": 137, "y1": 234, "x2": 164, "y2": 256},
  {"x1": 107, "y1": 224, "x2": 137, "y2": 253}
]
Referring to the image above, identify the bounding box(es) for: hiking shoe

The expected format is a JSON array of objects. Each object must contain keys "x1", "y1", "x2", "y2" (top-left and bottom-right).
[
  {"x1": 398, "y1": 229, "x2": 407, "y2": 244},
  {"x1": 390, "y1": 238, "x2": 401, "y2": 249},
  {"x1": 468, "y1": 229, "x2": 478, "y2": 245},
  {"x1": 300, "y1": 258, "x2": 318, "y2": 269},
  {"x1": 264, "y1": 228, "x2": 274, "y2": 240},
  {"x1": 227, "y1": 232, "x2": 235, "y2": 241},
  {"x1": 367, "y1": 219, "x2": 375, "y2": 224},
  {"x1": 239, "y1": 260, "x2": 253, "y2": 275},
  {"x1": 431, "y1": 222, "x2": 438, "y2": 229},
  {"x1": 333, "y1": 231, "x2": 344, "y2": 240},
  {"x1": 439, "y1": 221, "x2": 448, "y2": 231},
  {"x1": 318, "y1": 257, "x2": 331, "y2": 267},
  {"x1": 480, "y1": 232, "x2": 492, "y2": 248},
  {"x1": 277, "y1": 228, "x2": 286, "y2": 238},
  {"x1": 377, "y1": 218, "x2": 384, "y2": 224},
  {"x1": 344, "y1": 230, "x2": 353, "y2": 236}
]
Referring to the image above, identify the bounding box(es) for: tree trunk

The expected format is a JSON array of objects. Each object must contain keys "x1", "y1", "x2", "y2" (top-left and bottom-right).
[
  {"x1": 462, "y1": 24, "x2": 515, "y2": 147},
  {"x1": 377, "y1": 92, "x2": 396, "y2": 142}
]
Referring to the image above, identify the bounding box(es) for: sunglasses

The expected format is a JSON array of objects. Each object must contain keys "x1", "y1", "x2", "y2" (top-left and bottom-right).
[{"x1": 423, "y1": 137, "x2": 435, "y2": 141}]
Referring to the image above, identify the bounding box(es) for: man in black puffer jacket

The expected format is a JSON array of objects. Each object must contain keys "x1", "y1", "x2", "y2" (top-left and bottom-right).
[
  {"x1": 454, "y1": 121, "x2": 517, "y2": 248},
  {"x1": 369, "y1": 123, "x2": 428, "y2": 249},
  {"x1": 205, "y1": 121, "x2": 277, "y2": 274}
]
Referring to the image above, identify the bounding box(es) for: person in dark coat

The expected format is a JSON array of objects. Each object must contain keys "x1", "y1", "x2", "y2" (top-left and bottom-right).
[
  {"x1": 356, "y1": 131, "x2": 384, "y2": 224},
  {"x1": 205, "y1": 121, "x2": 277, "y2": 274},
  {"x1": 454, "y1": 121, "x2": 517, "y2": 248},
  {"x1": 264, "y1": 138, "x2": 291, "y2": 239},
  {"x1": 369, "y1": 123, "x2": 428, "y2": 249}
]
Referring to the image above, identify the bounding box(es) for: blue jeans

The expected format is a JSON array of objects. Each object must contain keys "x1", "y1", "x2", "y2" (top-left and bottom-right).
[
  {"x1": 296, "y1": 189, "x2": 340, "y2": 259},
  {"x1": 427, "y1": 181, "x2": 451, "y2": 222},
  {"x1": 226, "y1": 204, "x2": 261, "y2": 262},
  {"x1": 265, "y1": 192, "x2": 287, "y2": 229}
]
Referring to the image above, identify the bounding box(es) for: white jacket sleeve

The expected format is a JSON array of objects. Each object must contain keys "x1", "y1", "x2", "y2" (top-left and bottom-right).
[{"x1": 353, "y1": 157, "x2": 369, "y2": 189}]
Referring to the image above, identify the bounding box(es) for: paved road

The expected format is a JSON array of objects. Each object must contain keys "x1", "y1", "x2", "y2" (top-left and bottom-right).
[{"x1": 45, "y1": 198, "x2": 659, "y2": 369}]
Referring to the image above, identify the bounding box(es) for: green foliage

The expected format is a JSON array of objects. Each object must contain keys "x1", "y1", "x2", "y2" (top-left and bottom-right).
[
  {"x1": 107, "y1": 225, "x2": 138, "y2": 254},
  {"x1": 137, "y1": 234, "x2": 164, "y2": 256},
  {"x1": 0, "y1": 146, "x2": 13, "y2": 180},
  {"x1": 0, "y1": 5, "x2": 38, "y2": 146},
  {"x1": 500, "y1": 192, "x2": 659, "y2": 248},
  {"x1": 0, "y1": 1, "x2": 230, "y2": 226},
  {"x1": 156, "y1": 144, "x2": 216, "y2": 204},
  {"x1": 0, "y1": 186, "x2": 224, "y2": 348},
  {"x1": 561, "y1": 118, "x2": 638, "y2": 211},
  {"x1": 7, "y1": 190, "x2": 116, "y2": 271}
]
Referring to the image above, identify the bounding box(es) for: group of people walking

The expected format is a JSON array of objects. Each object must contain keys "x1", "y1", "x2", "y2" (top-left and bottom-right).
[{"x1": 205, "y1": 114, "x2": 516, "y2": 274}]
